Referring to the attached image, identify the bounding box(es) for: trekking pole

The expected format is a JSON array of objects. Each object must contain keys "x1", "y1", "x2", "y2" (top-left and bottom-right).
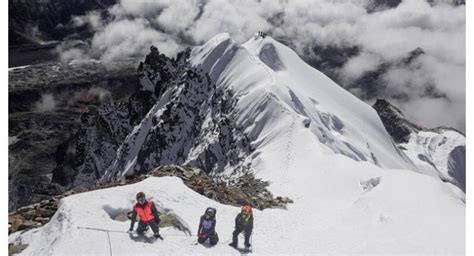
[
  {"x1": 251, "y1": 218, "x2": 254, "y2": 250},
  {"x1": 77, "y1": 227, "x2": 113, "y2": 256},
  {"x1": 106, "y1": 230, "x2": 113, "y2": 256}
]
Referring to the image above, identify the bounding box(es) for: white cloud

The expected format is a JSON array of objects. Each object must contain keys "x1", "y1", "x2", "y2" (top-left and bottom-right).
[
  {"x1": 72, "y1": 11, "x2": 103, "y2": 30},
  {"x1": 109, "y1": 0, "x2": 169, "y2": 18},
  {"x1": 187, "y1": 0, "x2": 271, "y2": 44},
  {"x1": 90, "y1": 18, "x2": 181, "y2": 63},
  {"x1": 340, "y1": 51, "x2": 383, "y2": 82},
  {"x1": 155, "y1": 0, "x2": 200, "y2": 34},
  {"x1": 34, "y1": 94, "x2": 57, "y2": 112},
  {"x1": 59, "y1": 0, "x2": 465, "y2": 131}
]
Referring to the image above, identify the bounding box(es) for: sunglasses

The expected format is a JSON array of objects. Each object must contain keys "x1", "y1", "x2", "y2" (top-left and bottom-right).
[{"x1": 138, "y1": 198, "x2": 146, "y2": 203}]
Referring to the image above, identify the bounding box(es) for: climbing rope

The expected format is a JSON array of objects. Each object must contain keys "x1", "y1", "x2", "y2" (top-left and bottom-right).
[
  {"x1": 77, "y1": 226, "x2": 247, "y2": 250},
  {"x1": 106, "y1": 230, "x2": 113, "y2": 256},
  {"x1": 77, "y1": 226, "x2": 191, "y2": 236},
  {"x1": 77, "y1": 226, "x2": 128, "y2": 234}
]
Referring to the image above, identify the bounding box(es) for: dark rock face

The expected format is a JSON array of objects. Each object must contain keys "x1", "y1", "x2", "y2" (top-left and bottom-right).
[
  {"x1": 103, "y1": 47, "x2": 253, "y2": 181},
  {"x1": 448, "y1": 145, "x2": 466, "y2": 192},
  {"x1": 52, "y1": 102, "x2": 133, "y2": 187},
  {"x1": 53, "y1": 46, "x2": 253, "y2": 188},
  {"x1": 372, "y1": 99, "x2": 421, "y2": 143},
  {"x1": 9, "y1": 111, "x2": 77, "y2": 211},
  {"x1": 8, "y1": 61, "x2": 139, "y2": 212},
  {"x1": 51, "y1": 47, "x2": 182, "y2": 188},
  {"x1": 9, "y1": 0, "x2": 116, "y2": 46}
]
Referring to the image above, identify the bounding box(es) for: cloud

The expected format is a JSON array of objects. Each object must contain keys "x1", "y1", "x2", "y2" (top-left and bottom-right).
[
  {"x1": 154, "y1": 0, "x2": 201, "y2": 34},
  {"x1": 34, "y1": 94, "x2": 57, "y2": 112},
  {"x1": 187, "y1": 0, "x2": 272, "y2": 43},
  {"x1": 72, "y1": 11, "x2": 104, "y2": 30},
  {"x1": 58, "y1": 0, "x2": 465, "y2": 131},
  {"x1": 339, "y1": 51, "x2": 384, "y2": 82},
  {"x1": 90, "y1": 18, "x2": 181, "y2": 63}
]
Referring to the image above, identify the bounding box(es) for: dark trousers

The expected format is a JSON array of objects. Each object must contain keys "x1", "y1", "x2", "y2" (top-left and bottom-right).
[
  {"x1": 136, "y1": 219, "x2": 160, "y2": 235},
  {"x1": 232, "y1": 227, "x2": 252, "y2": 247},
  {"x1": 198, "y1": 230, "x2": 219, "y2": 246}
]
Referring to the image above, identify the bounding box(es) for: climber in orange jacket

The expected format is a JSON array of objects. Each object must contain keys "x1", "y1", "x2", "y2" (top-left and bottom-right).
[
  {"x1": 129, "y1": 192, "x2": 163, "y2": 240},
  {"x1": 229, "y1": 204, "x2": 254, "y2": 249}
]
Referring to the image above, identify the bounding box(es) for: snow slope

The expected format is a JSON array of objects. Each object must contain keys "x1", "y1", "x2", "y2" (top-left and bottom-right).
[
  {"x1": 399, "y1": 129, "x2": 466, "y2": 191},
  {"x1": 11, "y1": 173, "x2": 464, "y2": 255},
  {"x1": 10, "y1": 34, "x2": 465, "y2": 255}
]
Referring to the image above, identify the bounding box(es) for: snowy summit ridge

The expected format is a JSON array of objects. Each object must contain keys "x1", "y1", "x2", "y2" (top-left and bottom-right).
[{"x1": 12, "y1": 33, "x2": 465, "y2": 255}]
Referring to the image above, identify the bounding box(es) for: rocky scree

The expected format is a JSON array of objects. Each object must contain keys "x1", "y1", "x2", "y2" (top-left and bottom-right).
[{"x1": 9, "y1": 165, "x2": 293, "y2": 235}]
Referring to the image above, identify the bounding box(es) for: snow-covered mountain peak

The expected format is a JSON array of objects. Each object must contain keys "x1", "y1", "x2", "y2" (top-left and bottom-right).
[
  {"x1": 16, "y1": 33, "x2": 464, "y2": 255},
  {"x1": 189, "y1": 33, "x2": 418, "y2": 179}
]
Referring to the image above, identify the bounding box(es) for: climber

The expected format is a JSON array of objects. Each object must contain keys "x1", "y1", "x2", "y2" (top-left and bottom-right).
[
  {"x1": 197, "y1": 207, "x2": 219, "y2": 246},
  {"x1": 228, "y1": 204, "x2": 253, "y2": 249},
  {"x1": 128, "y1": 192, "x2": 163, "y2": 240}
]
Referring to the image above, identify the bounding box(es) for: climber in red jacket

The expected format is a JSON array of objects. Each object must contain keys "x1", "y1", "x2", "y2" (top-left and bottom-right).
[{"x1": 129, "y1": 192, "x2": 163, "y2": 240}]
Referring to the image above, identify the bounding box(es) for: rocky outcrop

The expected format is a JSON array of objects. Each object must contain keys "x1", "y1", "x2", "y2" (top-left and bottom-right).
[
  {"x1": 372, "y1": 99, "x2": 422, "y2": 143},
  {"x1": 52, "y1": 102, "x2": 133, "y2": 187},
  {"x1": 104, "y1": 65, "x2": 253, "y2": 181},
  {"x1": 448, "y1": 145, "x2": 466, "y2": 192},
  {"x1": 146, "y1": 166, "x2": 293, "y2": 210},
  {"x1": 373, "y1": 99, "x2": 465, "y2": 142},
  {"x1": 9, "y1": 165, "x2": 292, "y2": 234},
  {"x1": 50, "y1": 46, "x2": 182, "y2": 187},
  {"x1": 373, "y1": 99, "x2": 466, "y2": 192},
  {"x1": 53, "y1": 46, "x2": 254, "y2": 189}
]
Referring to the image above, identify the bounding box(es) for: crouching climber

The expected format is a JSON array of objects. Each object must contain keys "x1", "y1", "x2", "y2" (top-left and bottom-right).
[
  {"x1": 197, "y1": 207, "x2": 219, "y2": 246},
  {"x1": 229, "y1": 205, "x2": 253, "y2": 249},
  {"x1": 129, "y1": 192, "x2": 163, "y2": 240}
]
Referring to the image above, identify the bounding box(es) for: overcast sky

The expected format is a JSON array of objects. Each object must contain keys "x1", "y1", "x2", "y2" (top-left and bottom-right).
[{"x1": 63, "y1": 0, "x2": 465, "y2": 132}]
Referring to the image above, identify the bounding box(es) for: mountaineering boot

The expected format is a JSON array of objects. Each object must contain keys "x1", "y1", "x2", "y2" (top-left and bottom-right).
[
  {"x1": 154, "y1": 233, "x2": 164, "y2": 240},
  {"x1": 228, "y1": 242, "x2": 237, "y2": 248}
]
